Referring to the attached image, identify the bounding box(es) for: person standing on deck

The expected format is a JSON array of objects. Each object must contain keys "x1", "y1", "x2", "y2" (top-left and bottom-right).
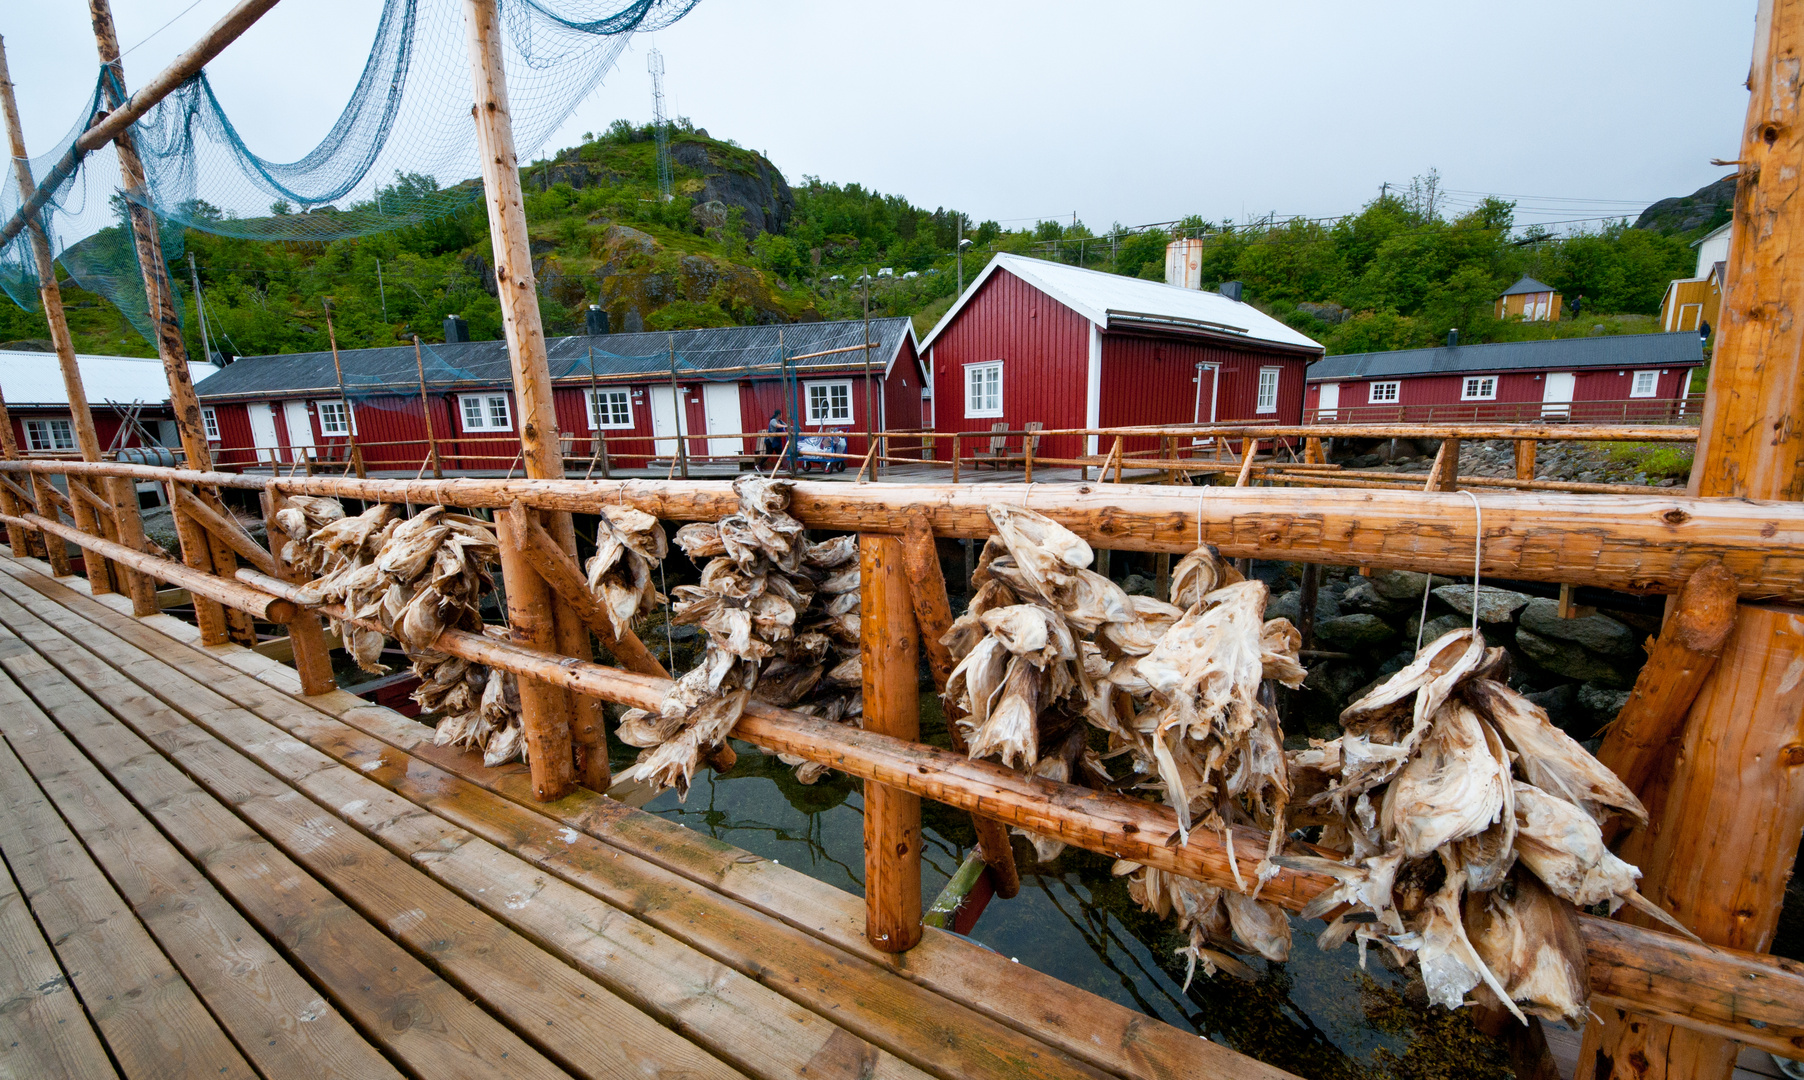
[{"x1": 762, "y1": 409, "x2": 788, "y2": 469}]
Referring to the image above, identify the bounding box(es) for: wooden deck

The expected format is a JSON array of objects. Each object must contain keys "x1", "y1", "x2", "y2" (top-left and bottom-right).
[{"x1": 0, "y1": 547, "x2": 1279, "y2": 1080}]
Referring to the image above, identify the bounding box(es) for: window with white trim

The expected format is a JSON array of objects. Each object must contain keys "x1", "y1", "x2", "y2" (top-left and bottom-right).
[
  {"x1": 1461, "y1": 376, "x2": 1497, "y2": 400},
  {"x1": 315, "y1": 399, "x2": 355, "y2": 436},
  {"x1": 588, "y1": 389, "x2": 633, "y2": 429},
  {"x1": 459, "y1": 393, "x2": 511, "y2": 431},
  {"x1": 23, "y1": 418, "x2": 74, "y2": 452},
  {"x1": 965, "y1": 361, "x2": 1002, "y2": 418},
  {"x1": 1630, "y1": 370, "x2": 1659, "y2": 398},
  {"x1": 805, "y1": 380, "x2": 853, "y2": 424},
  {"x1": 1255, "y1": 367, "x2": 1281, "y2": 413},
  {"x1": 201, "y1": 407, "x2": 220, "y2": 442},
  {"x1": 1369, "y1": 381, "x2": 1400, "y2": 403}
]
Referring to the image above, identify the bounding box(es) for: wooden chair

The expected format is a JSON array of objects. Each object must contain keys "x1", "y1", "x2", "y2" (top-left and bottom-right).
[{"x1": 980, "y1": 422, "x2": 1010, "y2": 470}]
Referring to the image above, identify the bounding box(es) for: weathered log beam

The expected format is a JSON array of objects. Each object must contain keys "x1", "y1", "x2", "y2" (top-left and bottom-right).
[
  {"x1": 861, "y1": 534, "x2": 922, "y2": 953},
  {"x1": 517, "y1": 512, "x2": 668, "y2": 679},
  {"x1": 12, "y1": 464, "x2": 1804, "y2": 601},
  {"x1": 2, "y1": 510, "x2": 293, "y2": 623}
]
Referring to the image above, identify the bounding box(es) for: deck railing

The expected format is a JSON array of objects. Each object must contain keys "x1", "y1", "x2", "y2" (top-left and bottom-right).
[
  {"x1": 1304, "y1": 394, "x2": 1707, "y2": 426},
  {"x1": 0, "y1": 457, "x2": 1795, "y2": 1054}
]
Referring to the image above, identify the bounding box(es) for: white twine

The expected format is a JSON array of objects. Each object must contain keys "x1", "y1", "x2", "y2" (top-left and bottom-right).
[{"x1": 1415, "y1": 490, "x2": 1485, "y2": 651}]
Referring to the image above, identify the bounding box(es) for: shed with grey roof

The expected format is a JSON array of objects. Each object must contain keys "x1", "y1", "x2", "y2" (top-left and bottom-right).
[
  {"x1": 1304, "y1": 332, "x2": 1704, "y2": 425},
  {"x1": 193, "y1": 318, "x2": 924, "y2": 472}
]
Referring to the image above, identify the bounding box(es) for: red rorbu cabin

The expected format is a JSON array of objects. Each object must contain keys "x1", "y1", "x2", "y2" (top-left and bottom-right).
[
  {"x1": 917, "y1": 253, "x2": 1325, "y2": 461},
  {"x1": 191, "y1": 318, "x2": 925, "y2": 473},
  {"x1": 1303, "y1": 332, "x2": 1706, "y2": 426}
]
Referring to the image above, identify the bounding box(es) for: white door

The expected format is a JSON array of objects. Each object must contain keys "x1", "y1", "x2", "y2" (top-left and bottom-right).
[
  {"x1": 1190, "y1": 363, "x2": 1219, "y2": 445},
  {"x1": 282, "y1": 400, "x2": 314, "y2": 462},
  {"x1": 702, "y1": 383, "x2": 743, "y2": 459},
  {"x1": 248, "y1": 402, "x2": 281, "y2": 464},
  {"x1": 649, "y1": 385, "x2": 687, "y2": 457},
  {"x1": 1542, "y1": 372, "x2": 1576, "y2": 418},
  {"x1": 1316, "y1": 382, "x2": 1340, "y2": 421}
]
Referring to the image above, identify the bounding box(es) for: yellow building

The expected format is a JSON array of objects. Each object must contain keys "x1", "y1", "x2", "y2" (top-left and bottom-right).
[
  {"x1": 1658, "y1": 221, "x2": 1732, "y2": 334},
  {"x1": 1495, "y1": 275, "x2": 1562, "y2": 321}
]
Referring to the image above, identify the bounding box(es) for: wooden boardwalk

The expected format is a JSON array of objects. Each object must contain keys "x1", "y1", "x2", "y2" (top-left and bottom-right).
[{"x1": 0, "y1": 547, "x2": 1278, "y2": 1080}]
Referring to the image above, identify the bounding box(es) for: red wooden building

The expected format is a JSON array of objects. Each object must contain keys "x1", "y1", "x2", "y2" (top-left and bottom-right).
[
  {"x1": 191, "y1": 319, "x2": 924, "y2": 473},
  {"x1": 0, "y1": 348, "x2": 206, "y2": 456},
  {"x1": 917, "y1": 254, "x2": 1324, "y2": 460},
  {"x1": 1303, "y1": 332, "x2": 1706, "y2": 426}
]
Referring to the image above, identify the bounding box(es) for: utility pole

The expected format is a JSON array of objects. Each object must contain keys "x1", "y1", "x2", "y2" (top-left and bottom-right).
[
  {"x1": 463, "y1": 0, "x2": 599, "y2": 800},
  {"x1": 88, "y1": 0, "x2": 248, "y2": 646},
  {"x1": 187, "y1": 252, "x2": 214, "y2": 366},
  {"x1": 863, "y1": 276, "x2": 874, "y2": 477},
  {"x1": 0, "y1": 32, "x2": 154, "y2": 611}
]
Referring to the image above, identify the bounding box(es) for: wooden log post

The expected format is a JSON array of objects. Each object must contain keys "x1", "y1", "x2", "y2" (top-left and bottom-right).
[
  {"x1": 0, "y1": 389, "x2": 27, "y2": 557},
  {"x1": 259, "y1": 488, "x2": 336, "y2": 696},
  {"x1": 1583, "y1": 5, "x2": 1804, "y2": 1075},
  {"x1": 1596, "y1": 561, "x2": 1739, "y2": 844},
  {"x1": 1514, "y1": 438, "x2": 1538, "y2": 480},
  {"x1": 463, "y1": 0, "x2": 598, "y2": 800},
  {"x1": 899, "y1": 511, "x2": 1020, "y2": 899},
  {"x1": 88, "y1": 0, "x2": 239, "y2": 644},
  {"x1": 497, "y1": 503, "x2": 576, "y2": 799},
  {"x1": 28, "y1": 473, "x2": 71, "y2": 576},
  {"x1": 1304, "y1": 435, "x2": 1325, "y2": 465},
  {"x1": 861, "y1": 534, "x2": 923, "y2": 952},
  {"x1": 1, "y1": 37, "x2": 130, "y2": 600}
]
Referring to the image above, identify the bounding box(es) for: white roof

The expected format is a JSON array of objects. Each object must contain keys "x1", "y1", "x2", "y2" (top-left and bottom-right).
[
  {"x1": 0, "y1": 350, "x2": 213, "y2": 408},
  {"x1": 918, "y1": 252, "x2": 1324, "y2": 353}
]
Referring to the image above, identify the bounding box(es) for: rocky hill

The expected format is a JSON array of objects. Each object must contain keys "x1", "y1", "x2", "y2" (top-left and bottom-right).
[{"x1": 1633, "y1": 175, "x2": 1735, "y2": 233}]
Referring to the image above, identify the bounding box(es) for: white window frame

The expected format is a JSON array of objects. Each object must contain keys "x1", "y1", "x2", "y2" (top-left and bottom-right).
[
  {"x1": 965, "y1": 361, "x2": 1003, "y2": 419},
  {"x1": 458, "y1": 392, "x2": 512, "y2": 432},
  {"x1": 201, "y1": 406, "x2": 220, "y2": 442},
  {"x1": 803, "y1": 380, "x2": 854, "y2": 425},
  {"x1": 587, "y1": 388, "x2": 633, "y2": 430},
  {"x1": 1630, "y1": 370, "x2": 1659, "y2": 398},
  {"x1": 1255, "y1": 367, "x2": 1281, "y2": 414},
  {"x1": 314, "y1": 399, "x2": 356, "y2": 436},
  {"x1": 23, "y1": 417, "x2": 75, "y2": 453},
  {"x1": 1368, "y1": 380, "x2": 1400, "y2": 404},
  {"x1": 1461, "y1": 376, "x2": 1497, "y2": 401}
]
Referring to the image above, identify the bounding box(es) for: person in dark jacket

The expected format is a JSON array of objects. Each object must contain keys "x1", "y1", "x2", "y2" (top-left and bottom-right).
[{"x1": 761, "y1": 409, "x2": 788, "y2": 467}]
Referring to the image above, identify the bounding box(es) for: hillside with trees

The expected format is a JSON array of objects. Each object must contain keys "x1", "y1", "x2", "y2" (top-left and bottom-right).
[{"x1": 0, "y1": 123, "x2": 1719, "y2": 362}]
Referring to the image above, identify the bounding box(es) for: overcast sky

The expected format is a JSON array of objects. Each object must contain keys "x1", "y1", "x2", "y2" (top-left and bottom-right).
[{"x1": 6, "y1": 0, "x2": 1759, "y2": 232}]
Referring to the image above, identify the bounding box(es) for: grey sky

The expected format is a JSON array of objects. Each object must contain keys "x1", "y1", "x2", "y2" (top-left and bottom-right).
[{"x1": 6, "y1": 0, "x2": 1758, "y2": 232}]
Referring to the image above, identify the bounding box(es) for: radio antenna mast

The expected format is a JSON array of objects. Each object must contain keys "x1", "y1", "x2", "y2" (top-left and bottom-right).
[{"x1": 648, "y1": 47, "x2": 672, "y2": 202}]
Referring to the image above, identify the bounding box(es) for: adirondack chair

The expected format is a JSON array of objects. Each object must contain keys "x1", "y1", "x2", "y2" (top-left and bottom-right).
[{"x1": 979, "y1": 422, "x2": 1010, "y2": 469}]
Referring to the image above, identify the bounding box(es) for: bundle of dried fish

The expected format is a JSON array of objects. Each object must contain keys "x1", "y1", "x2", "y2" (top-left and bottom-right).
[
  {"x1": 272, "y1": 495, "x2": 345, "y2": 577},
  {"x1": 585, "y1": 507, "x2": 668, "y2": 638},
  {"x1": 1283, "y1": 627, "x2": 1676, "y2": 1023},
  {"x1": 1111, "y1": 859, "x2": 1292, "y2": 988},
  {"x1": 624, "y1": 477, "x2": 859, "y2": 796}
]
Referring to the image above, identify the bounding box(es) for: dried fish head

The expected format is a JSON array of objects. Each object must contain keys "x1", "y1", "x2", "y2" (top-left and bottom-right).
[
  {"x1": 979, "y1": 604, "x2": 1076, "y2": 665},
  {"x1": 1169, "y1": 548, "x2": 1222, "y2": 609},
  {"x1": 1222, "y1": 890, "x2": 1291, "y2": 962},
  {"x1": 1408, "y1": 851, "x2": 1523, "y2": 1021},
  {"x1": 599, "y1": 505, "x2": 667, "y2": 560},
  {"x1": 734, "y1": 475, "x2": 791, "y2": 518},
  {"x1": 967, "y1": 654, "x2": 1041, "y2": 768},
  {"x1": 673, "y1": 522, "x2": 726, "y2": 558},
  {"x1": 1463, "y1": 869, "x2": 1589, "y2": 1024},
  {"x1": 1379, "y1": 700, "x2": 1509, "y2": 859},
  {"x1": 1511, "y1": 781, "x2": 1640, "y2": 910},
  {"x1": 803, "y1": 533, "x2": 858, "y2": 569},
  {"x1": 1260, "y1": 618, "x2": 1306, "y2": 688},
  {"x1": 1464, "y1": 677, "x2": 1647, "y2": 829}
]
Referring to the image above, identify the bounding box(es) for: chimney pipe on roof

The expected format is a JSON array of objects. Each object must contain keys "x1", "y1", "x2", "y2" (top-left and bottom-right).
[
  {"x1": 1218, "y1": 280, "x2": 1244, "y2": 302},
  {"x1": 444, "y1": 314, "x2": 469, "y2": 343},
  {"x1": 585, "y1": 304, "x2": 609, "y2": 336},
  {"x1": 1446, "y1": 328, "x2": 1459, "y2": 347}
]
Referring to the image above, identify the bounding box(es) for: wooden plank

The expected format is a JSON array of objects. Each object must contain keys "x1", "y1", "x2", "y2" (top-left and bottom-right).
[
  {"x1": 861, "y1": 534, "x2": 922, "y2": 953},
  {"x1": 0, "y1": 605, "x2": 742, "y2": 1080},
  {"x1": 0, "y1": 668, "x2": 396, "y2": 1080},
  {"x1": 0, "y1": 564, "x2": 1300, "y2": 1080},
  {"x1": 0, "y1": 622, "x2": 571, "y2": 1080},
  {"x1": 0, "y1": 848, "x2": 118, "y2": 1080},
  {"x1": 900, "y1": 512, "x2": 1019, "y2": 899},
  {"x1": 0, "y1": 717, "x2": 254, "y2": 1080}
]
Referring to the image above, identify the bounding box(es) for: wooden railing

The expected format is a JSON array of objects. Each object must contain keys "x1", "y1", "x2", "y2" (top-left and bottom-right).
[
  {"x1": 1304, "y1": 394, "x2": 1707, "y2": 427},
  {"x1": 0, "y1": 458, "x2": 1797, "y2": 1054}
]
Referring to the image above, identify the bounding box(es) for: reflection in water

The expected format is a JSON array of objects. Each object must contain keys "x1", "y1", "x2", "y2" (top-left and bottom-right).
[{"x1": 611, "y1": 724, "x2": 1511, "y2": 1079}]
